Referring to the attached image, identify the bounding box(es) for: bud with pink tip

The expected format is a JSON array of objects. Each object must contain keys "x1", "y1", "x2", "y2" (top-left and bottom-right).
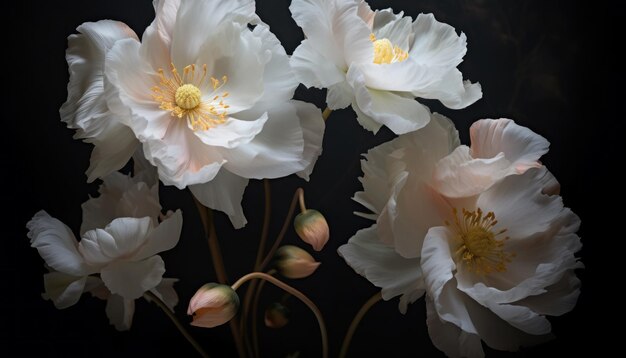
[
  {"x1": 273, "y1": 245, "x2": 320, "y2": 279},
  {"x1": 187, "y1": 283, "x2": 239, "y2": 328},
  {"x1": 264, "y1": 302, "x2": 290, "y2": 328},
  {"x1": 294, "y1": 209, "x2": 330, "y2": 251}
]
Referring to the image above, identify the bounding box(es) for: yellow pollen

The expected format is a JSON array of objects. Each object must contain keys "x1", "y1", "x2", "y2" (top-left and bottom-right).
[
  {"x1": 151, "y1": 63, "x2": 230, "y2": 131},
  {"x1": 370, "y1": 33, "x2": 409, "y2": 64},
  {"x1": 175, "y1": 84, "x2": 201, "y2": 110},
  {"x1": 446, "y1": 208, "x2": 515, "y2": 275}
]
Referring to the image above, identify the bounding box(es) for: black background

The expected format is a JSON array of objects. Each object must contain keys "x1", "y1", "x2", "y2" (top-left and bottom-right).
[{"x1": 5, "y1": 0, "x2": 621, "y2": 357}]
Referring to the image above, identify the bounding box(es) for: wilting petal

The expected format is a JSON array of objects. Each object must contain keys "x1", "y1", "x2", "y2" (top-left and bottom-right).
[
  {"x1": 42, "y1": 272, "x2": 87, "y2": 309},
  {"x1": 105, "y1": 294, "x2": 135, "y2": 331}
]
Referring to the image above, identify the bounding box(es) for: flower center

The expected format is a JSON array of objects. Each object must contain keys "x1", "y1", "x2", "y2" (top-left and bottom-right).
[
  {"x1": 175, "y1": 84, "x2": 202, "y2": 110},
  {"x1": 446, "y1": 208, "x2": 515, "y2": 274},
  {"x1": 151, "y1": 63, "x2": 230, "y2": 131},
  {"x1": 370, "y1": 34, "x2": 409, "y2": 64}
]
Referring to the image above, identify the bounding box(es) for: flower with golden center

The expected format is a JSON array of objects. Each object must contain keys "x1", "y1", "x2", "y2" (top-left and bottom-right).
[
  {"x1": 290, "y1": 0, "x2": 481, "y2": 134},
  {"x1": 61, "y1": 0, "x2": 325, "y2": 229},
  {"x1": 339, "y1": 115, "x2": 582, "y2": 357}
]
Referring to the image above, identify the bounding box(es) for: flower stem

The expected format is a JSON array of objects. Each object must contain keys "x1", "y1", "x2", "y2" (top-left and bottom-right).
[
  {"x1": 251, "y1": 269, "x2": 276, "y2": 358},
  {"x1": 191, "y1": 194, "x2": 246, "y2": 358},
  {"x1": 297, "y1": 187, "x2": 307, "y2": 213},
  {"x1": 259, "y1": 188, "x2": 303, "y2": 271},
  {"x1": 232, "y1": 272, "x2": 328, "y2": 358},
  {"x1": 144, "y1": 291, "x2": 210, "y2": 358},
  {"x1": 322, "y1": 107, "x2": 332, "y2": 121},
  {"x1": 338, "y1": 292, "x2": 382, "y2": 358}
]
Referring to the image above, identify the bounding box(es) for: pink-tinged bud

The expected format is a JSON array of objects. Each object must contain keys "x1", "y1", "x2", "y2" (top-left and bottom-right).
[
  {"x1": 274, "y1": 245, "x2": 320, "y2": 279},
  {"x1": 264, "y1": 302, "x2": 290, "y2": 328},
  {"x1": 294, "y1": 209, "x2": 330, "y2": 251},
  {"x1": 187, "y1": 283, "x2": 239, "y2": 328}
]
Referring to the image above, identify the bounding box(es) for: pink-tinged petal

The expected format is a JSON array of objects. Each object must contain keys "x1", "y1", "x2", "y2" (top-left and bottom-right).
[
  {"x1": 170, "y1": 0, "x2": 256, "y2": 68},
  {"x1": 193, "y1": 113, "x2": 268, "y2": 149},
  {"x1": 143, "y1": 120, "x2": 226, "y2": 189},
  {"x1": 433, "y1": 145, "x2": 511, "y2": 198},
  {"x1": 190, "y1": 170, "x2": 249, "y2": 229},
  {"x1": 105, "y1": 294, "x2": 135, "y2": 331},
  {"x1": 42, "y1": 272, "x2": 87, "y2": 309},
  {"x1": 470, "y1": 119, "x2": 549, "y2": 173},
  {"x1": 27, "y1": 211, "x2": 91, "y2": 276},
  {"x1": 133, "y1": 210, "x2": 183, "y2": 260},
  {"x1": 357, "y1": 0, "x2": 375, "y2": 27},
  {"x1": 338, "y1": 226, "x2": 424, "y2": 313},
  {"x1": 105, "y1": 38, "x2": 172, "y2": 141},
  {"x1": 348, "y1": 65, "x2": 431, "y2": 134},
  {"x1": 100, "y1": 256, "x2": 165, "y2": 300}
]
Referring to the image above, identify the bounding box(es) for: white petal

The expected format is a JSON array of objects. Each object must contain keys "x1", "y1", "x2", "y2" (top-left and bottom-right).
[
  {"x1": 470, "y1": 119, "x2": 549, "y2": 173},
  {"x1": 516, "y1": 273, "x2": 581, "y2": 317},
  {"x1": 193, "y1": 113, "x2": 268, "y2": 149},
  {"x1": 290, "y1": 39, "x2": 345, "y2": 89},
  {"x1": 426, "y1": 296, "x2": 485, "y2": 358},
  {"x1": 102, "y1": 217, "x2": 153, "y2": 257},
  {"x1": 105, "y1": 38, "x2": 172, "y2": 141},
  {"x1": 357, "y1": 0, "x2": 375, "y2": 26},
  {"x1": 105, "y1": 294, "x2": 135, "y2": 331},
  {"x1": 477, "y1": 167, "x2": 566, "y2": 240},
  {"x1": 220, "y1": 101, "x2": 307, "y2": 179},
  {"x1": 326, "y1": 80, "x2": 353, "y2": 110},
  {"x1": 149, "y1": 278, "x2": 180, "y2": 312},
  {"x1": 132, "y1": 150, "x2": 160, "y2": 187},
  {"x1": 412, "y1": 69, "x2": 482, "y2": 109},
  {"x1": 139, "y1": 0, "x2": 180, "y2": 71},
  {"x1": 293, "y1": 101, "x2": 325, "y2": 181},
  {"x1": 193, "y1": 21, "x2": 266, "y2": 114},
  {"x1": 42, "y1": 272, "x2": 87, "y2": 309},
  {"x1": 352, "y1": 101, "x2": 383, "y2": 134},
  {"x1": 26, "y1": 211, "x2": 90, "y2": 276},
  {"x1": 133, "y1": 210, "x2": 183, "y2": 260},
  {"x1": 81, "y1": 172, "x2": 132, "y2": 235},
  {"x1": 358, "y1": 59, "x2": 441, "y2": 92},
  {"x1": 143, "y1": 120, "x2": 226, "y2": 189},
  {"x1": 101, "y1": 256, "x2": 165, "y2": 300},
  {"x1": 409, "y1": 13, "x2": 467, "y2": 69},
  {"x1": 433, "y1": 145, "x2": 512, "y2": 198},
  {"x1": 85, "y1": 121, "x2": 139, "y2": 182},
  {"x1": 338, "y1": 226, "x2": 424, "y2": 314},
  {"x1": 421, "y1": 227, "x2": 478, "y2": 334},
  {"x1": 335, "y1": 1, "x2": 374, "y2": 66},
  {"x1": 252, "y1": 22, "x2": 299, "y2": 107},
  {"x1": 190, "y1": 170, "x2": 249, "y2": 229},
  {"x1": 60, "y1": 20, "x2": 137, "y2": 138},
  {"x1": 170, "y1": 0, "x2": 256, "y2": 67},
  {"x1": 116, "y1": 182, "x2": 162, "y2": 223},
  {"x1": 348, "y1": 66, "x2": 430, "y2": 134},
  {"x1": 289, "y1": 0, "x2": 346, "y2": 69}
]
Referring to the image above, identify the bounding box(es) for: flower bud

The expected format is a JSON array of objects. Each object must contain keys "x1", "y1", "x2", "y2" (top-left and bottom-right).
[
  {"x1": 187, "y1": 283, "x2": 239, "y2": 328},
  {"x1": 294, "y1": 209, "x2": 329, "y2": 251},
  {"x1": 264, "y1": 302, "x2": 290, "y2": 328},
  {"x1": 274, "y1": 245, "x2": 320, "y2": 279}
]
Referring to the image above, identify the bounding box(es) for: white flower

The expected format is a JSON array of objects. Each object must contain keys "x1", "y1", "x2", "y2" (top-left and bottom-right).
[
  {"x1": 27, "y1": 210, "x2": 183, "y2": 330},
  {"x1": 290, "y1": 0, "x2": 481, "y2": 134},
  {"x1": 339, "y1": 117, "x2": 581, "y2": 356}
]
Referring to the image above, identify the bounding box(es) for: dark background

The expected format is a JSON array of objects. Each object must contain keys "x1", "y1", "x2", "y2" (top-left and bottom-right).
[{"x1": 5, "y1": 0, "x2": 621, "y2": 357}]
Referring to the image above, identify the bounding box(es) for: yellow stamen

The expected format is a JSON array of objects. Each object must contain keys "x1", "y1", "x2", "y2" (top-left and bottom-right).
[
  {"x1": 446, "y1": 208, "x2": 515, "y2": 275},
  {"x1": 151, "y1": 63, "x2": 230, "y2": 131},
  {"x1": 370, "y1": 33, "x2": 409, "y2": 64}
]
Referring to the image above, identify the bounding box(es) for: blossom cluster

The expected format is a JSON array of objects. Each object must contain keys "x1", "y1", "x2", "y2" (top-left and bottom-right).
[{"x1": 26, "y1": 0, "x2": 581, "y2": 357}]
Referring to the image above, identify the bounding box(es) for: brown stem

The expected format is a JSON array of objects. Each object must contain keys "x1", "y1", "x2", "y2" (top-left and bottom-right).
[
  {"x1": 191, "y1": 194, "x2": 245, "y2": 358},
  {"x1": 322, "y1": 107, "x2": 332, "y2": 121},
  {"x1": 259, "y1": 188, "x2": 303, "y2": 271},
  {"x1": 338, "y1": 292, "x2": 382, "y2": 358},
  {"x1": 232, "y1": 272, "x2": 328, "y2": 358},
  {"x1": 251, "y1": 269, "x2": 276, "y2": 358},
  {"x1": 144, "y1": 291, "x2": 209, "y2": 358}
]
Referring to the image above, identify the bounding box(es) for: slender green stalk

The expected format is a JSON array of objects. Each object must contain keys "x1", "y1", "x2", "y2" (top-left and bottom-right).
[{"x1": 144, "y1": 291, "x2": 209, "y2": 358}]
